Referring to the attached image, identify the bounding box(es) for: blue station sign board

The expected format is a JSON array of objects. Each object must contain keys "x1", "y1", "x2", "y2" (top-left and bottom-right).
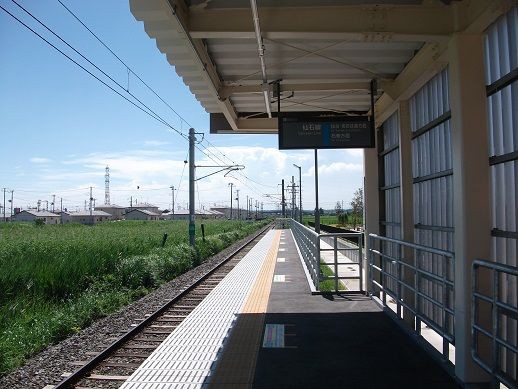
[{"x1": 278, "y1": 113, "x2": 375, "y2": 150}]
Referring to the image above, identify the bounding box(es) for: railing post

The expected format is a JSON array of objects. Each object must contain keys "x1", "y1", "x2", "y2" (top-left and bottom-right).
[
  {"x1": 368, "y1": 235, "x2": 373, "y2": 295},
  {"x1": 316, "y1": 235, "x2": 321, "y2": 289},
  {"x1": 491, "y1": 269, "x2": 498, "y2": 382},
  {"x1": 333, "y1": 236, "x2": 338, "y2": 293},
  {"x1": 442, "y1": 254, "x2": 449, "y2": 359},
  {"x1": 359, "y1": 235, "x2": 363, "y2": 293},
  {"x1": 472, "y1": 262, "x2": 478, "y2": 363},
  {"x1": 415, "y1": 248, "x2": 421, "y2": 335}
]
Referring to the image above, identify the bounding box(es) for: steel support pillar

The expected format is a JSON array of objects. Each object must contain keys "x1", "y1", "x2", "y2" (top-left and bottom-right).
[
  {"x1": 189, "y1": 128, "x2": 196, "y2": 246},
  {"x1": 449, "y1": 33, "x2": 491, "y2": 385},
  {"x1": 364, "y1": 138, "x2": 380, "y2": 295}
]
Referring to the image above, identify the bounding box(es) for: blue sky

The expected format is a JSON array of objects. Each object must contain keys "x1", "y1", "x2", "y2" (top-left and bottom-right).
[{"x1": 0, "y1": 0, "x2": 363, "y2": 213}]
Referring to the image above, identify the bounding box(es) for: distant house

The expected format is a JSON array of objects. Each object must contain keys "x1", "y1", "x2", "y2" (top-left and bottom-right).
[
  {"x1": 13, "y1": 210, "x2": 60, "y2": 224},
  {"x1": 198, "y1": 209, "x2": 225, "y2": 219},
  {"x1": 125, "y1": 209, "x2": 160, "y2": 221},
  {"x1": 162, "y1": 209, "x2": 189, "y2": 221},
  {"x1": 94, "y1": 204, "x2": 126, "y2": 220},
  {"x1": 162, "y1": 209, "x2": 225, "y2": 221},
  {"x1": 210, "y1": 207, "x2": 247, "y2": 219},
  {"x1": 126, "y1": 203, "x2": 160, "y2": 215},
  {"x1": 61, "y1": 210, "x2": 112, "y2": 224}
]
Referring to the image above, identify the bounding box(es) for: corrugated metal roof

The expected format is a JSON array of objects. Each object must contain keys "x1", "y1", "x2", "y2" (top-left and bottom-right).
[
  {"x1": 162, "y1": 209, "x2": 219, "y2": 215},
  {"x1": 69, "y1": 210, "x2": 112, "y2": 217},
  {"x1": 132, "y1": 203, "x2": 159, "y2": 208},
  {"x1": 126, "y1": 209, "x2": 160, "y2": 216},
  {"x1": 17, "y1": 210, "x2": 60, "y2": 217},
  {"x1": 129, "y1": 0, "x2": 436, "y2": 132},
  {"x1": 130, "y1": 1, "x2": 502, "y2": 133}
]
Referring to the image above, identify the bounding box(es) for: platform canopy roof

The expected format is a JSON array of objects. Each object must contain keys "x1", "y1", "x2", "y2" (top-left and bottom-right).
[{"x1": 130, "y1": 0, "x2": 506, "y2": 133}]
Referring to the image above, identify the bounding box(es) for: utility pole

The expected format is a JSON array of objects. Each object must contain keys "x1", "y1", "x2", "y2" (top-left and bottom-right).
[
  {"x1": 255, "y1": 200, "x2": 258, "y2": 219},
  {"x1": 281, "y1": 179, "x2": 286, "y2": 217},
  {"x1": 246, "y1": 195, "x2": 249, "y2": 219},
  {"x1": 52, "y1": 194, "x2": 55, "y2": 212},
  {"x1": 291, "y1": 175, "x2": 296, "y2": 219},
  {"x1": 293, "y1": 163, "x2": 302, "y2": 223},
  {"x1": 10, "y1": 190, "x2": 13, "y2": 220},
  {"x1": 228, "y1": 183, "x2": 234, "y2": 220},
  {"x1": 2, "y1": 188, "x2": 5, "y2": 222},
  {"x1": 261, "y1": 202, "x2": 263, "y2": 218},
  {"x1": 130, "y1": 196, "x2": 133, "y2": 210},
  {"x1": 60, "y1": 197, "x2": 63, "y2": 212},
  {"x1": 89, "y1": 187, "x2": 93, "y2": 225},
  {"x1": 188, "y1": 128, "x2": 196, "y2": 246},
  {"x1": 236, "y1": 189, "x2": 240, "y2": 220},
  {"x1": 170, "y1": 185, "x2": 175, "y2": 215},
  {"x1": 314, "y1": 150, "x2": 320, "y2": 233}
]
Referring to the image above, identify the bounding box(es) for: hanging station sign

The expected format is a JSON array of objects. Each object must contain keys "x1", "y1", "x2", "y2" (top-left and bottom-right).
[{"x1": 278, "y1": 113, "x2": 375, "y2": 150}]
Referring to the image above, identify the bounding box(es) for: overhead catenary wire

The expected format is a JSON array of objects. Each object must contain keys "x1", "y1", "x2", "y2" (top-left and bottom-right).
[
  {"x1": 0, "y1": 4, "x2": 174, "y2": 135},
  {"x1": 8, "y1": 0, "x2": 191, "y2": 142},
  {"x1": 2, "y1": 1, "x2": 236, "y2": 177},
  {"x1": 174, "y1": 154, "x2": 189, "y2": 209},
  {"x1": 2, "y1": 2, "x2": 279, "y2": 207},
  {"x1": 56, "y1": 0, "x2": 194, "y2": 130},
  {"x1": 56, "y1": 2, "x2": 274, "y2": 196}
]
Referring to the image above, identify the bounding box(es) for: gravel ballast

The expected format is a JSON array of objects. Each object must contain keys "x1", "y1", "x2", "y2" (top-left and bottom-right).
[{"x1": 0, "y1": 226, "x2": 269, "y2": 389}]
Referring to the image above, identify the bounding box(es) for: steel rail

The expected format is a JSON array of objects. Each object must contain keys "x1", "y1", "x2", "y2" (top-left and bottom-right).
[{"x1": 54, "y1": 223, "x2": 273, "y2": 388}]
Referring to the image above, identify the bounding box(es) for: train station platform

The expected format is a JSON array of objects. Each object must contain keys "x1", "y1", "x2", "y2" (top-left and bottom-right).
[{"x1": 121, "y1": 229, "x2": 459, "y2": 389}]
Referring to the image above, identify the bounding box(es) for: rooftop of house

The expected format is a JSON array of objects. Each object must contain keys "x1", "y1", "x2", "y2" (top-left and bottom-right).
[{"x1": 126, "y1": 209, "x2": 160, "y2": 216}]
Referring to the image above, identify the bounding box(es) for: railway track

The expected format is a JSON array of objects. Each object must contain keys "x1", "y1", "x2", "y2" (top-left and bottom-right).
[{"x1": 52, "y1": 224, "x2": 272, "y2": 389}]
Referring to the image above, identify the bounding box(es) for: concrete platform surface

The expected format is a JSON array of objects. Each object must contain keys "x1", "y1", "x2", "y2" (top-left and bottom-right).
[
  {"x1": 121, "y1": 228, "x2": 459, "y2": 388},
  {"x1": 212, "y1": 229, "x2": 459, "y2": 388}
]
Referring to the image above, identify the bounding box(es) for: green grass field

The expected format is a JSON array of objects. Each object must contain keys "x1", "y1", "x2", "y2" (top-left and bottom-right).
[
  {"x1": 318, "y1": 262, "x2": 347, "y2": 292},
  {"x1": 302, "y1": 214, "x2": 363, "y2": 229},
  {"x1": 0, "y1": 219, "x2": 268, "y2": 375},
  {"x1": 303, "y1": 215, "x2": 339, "y2": 225}
]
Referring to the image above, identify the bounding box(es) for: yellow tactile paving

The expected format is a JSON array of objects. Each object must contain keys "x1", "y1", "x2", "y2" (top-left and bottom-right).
[
  {"x1": 242, "y1": 230, "x2": 281, "y2": 313},
  {"x1": 121, "y1": 231, "x2": 277, "y2": 389},
  {"x1": 208, "y1": 230, "x2": 281, "y2": 387}
]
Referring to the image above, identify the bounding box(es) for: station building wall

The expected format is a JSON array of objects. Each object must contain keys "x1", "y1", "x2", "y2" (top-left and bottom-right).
[
  {"x1": 371, "y1": 7, "x2": 516, "y2": 382},
  {"x1": 484, "y1": 7, "x2": 517, "y2": 380},
  {"x1": 410, "y1": 67, "x2": 454, "y2": 332}
]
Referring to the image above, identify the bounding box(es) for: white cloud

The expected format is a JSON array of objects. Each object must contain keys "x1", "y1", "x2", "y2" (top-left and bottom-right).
[
  {"x1": 305, "y1": 162, "x2": 363, "y2": 177},
  {"x1": 16, "y1": 145, "x2": 364, "y2": 211},
  {"x1": 346, "y1": 149, "x2": 363, "y2": 158},
  {"x1": 204, "y1": 146, "x2": 288, "y2": 172},
  {"x1": 30, "y1": 157, "x2": 50, "y2": 164},
  {"x1": 143, "y1": 140, "x2": 170, "y2": 147}
]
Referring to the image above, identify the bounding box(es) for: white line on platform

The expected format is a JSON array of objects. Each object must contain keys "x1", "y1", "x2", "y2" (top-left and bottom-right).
[{"x1": 273, "y1": 275, "x2": 286, "y2": 282}]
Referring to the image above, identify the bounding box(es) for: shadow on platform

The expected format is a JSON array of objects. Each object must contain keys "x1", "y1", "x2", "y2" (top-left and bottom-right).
[{"x1": 205, "y1": 308, "x2": 459, "y2": 389}]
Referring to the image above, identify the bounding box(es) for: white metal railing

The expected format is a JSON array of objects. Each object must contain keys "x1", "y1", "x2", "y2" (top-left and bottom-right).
[
  {"x1": 289, "y1": 219, "x2": 364, "y2": 293},
  {"x1": 472, "y1": 259, "x2": 517, "y2": 389},
  {"x1": 368, "y1": 234, "x2": 455, "y2": 361},
  {"x1": 290, "y1": 219, "x2": 320, "y2": 288},
  {"x1": 318, "y1": 232, "x2": 363, "y2": 292}
]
